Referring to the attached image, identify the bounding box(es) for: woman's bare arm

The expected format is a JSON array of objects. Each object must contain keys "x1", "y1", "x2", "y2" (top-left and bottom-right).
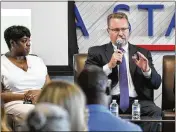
[
  {"x1": 1, "y1": 83, "x2": 25, "y2": 103},
  {"x1": 1, "y1": 92, "x2": 25, "y2": 103}
]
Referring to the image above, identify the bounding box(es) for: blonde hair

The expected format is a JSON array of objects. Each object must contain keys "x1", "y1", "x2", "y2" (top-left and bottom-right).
[{"x1": 37, "y1": 81, "x2": 87, "y2": 131}]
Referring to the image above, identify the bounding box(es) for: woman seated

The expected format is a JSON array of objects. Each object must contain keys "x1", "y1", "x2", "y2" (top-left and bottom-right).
[
  {"x1": 1, "y1": 25, "x2": 51, "y2": 127},
  {"x1": 37, "y1": 81, "x2": 88, "y2": 131}
]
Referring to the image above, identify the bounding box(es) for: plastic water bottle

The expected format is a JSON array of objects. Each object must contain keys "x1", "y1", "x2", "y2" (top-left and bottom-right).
[
  {"x1": 132, "y1": 99, "x2": 140, "y2": 120},
  {"x1": 110, "y1": 100, "x2": 119, "y2": 117}
]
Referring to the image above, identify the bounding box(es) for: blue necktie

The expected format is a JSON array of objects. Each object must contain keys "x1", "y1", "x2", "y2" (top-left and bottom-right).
[{"x1": 119, "y1": 48, "x2": 129, "y2": 112}]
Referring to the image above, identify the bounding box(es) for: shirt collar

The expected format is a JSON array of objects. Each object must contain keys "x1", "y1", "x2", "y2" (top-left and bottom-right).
[{"x1": 87, "y1": 104, "x2": 110, "y2": 113}]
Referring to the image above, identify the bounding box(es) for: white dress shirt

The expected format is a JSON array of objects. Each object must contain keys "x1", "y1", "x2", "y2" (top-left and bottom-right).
[{"x1": 103, "y1": 43, "x2": 151, "y2": 97}]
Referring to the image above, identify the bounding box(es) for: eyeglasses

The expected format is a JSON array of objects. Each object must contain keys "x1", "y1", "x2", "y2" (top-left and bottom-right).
[{"x1": 108, "y1": 27, "x2": 129, "y2": 33}]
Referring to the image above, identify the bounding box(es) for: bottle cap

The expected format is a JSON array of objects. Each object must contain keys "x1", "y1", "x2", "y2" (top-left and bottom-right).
[
  {"x1": 134, "y1": 99, "x2": 138, "y2": 102},
  {"x1": 112, "y1": 100, "x2": 116, "y2": 102}
]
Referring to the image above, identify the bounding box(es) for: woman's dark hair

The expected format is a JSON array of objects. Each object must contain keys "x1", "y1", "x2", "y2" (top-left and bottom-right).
[{"x1": 4, "y1": 25, "x2": 31, "y2": 50}]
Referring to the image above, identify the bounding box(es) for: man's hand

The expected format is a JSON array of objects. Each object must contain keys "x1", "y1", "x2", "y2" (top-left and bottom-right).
[
  {"x1": 132, "y1": 51, "x2": 150, "y2": 72},
  {"x1": 24, "y1": 89, "x2": 41, "y2": 104},
  {"x1": 108, "y1": 49, "x2": 123, "y2": 69}
]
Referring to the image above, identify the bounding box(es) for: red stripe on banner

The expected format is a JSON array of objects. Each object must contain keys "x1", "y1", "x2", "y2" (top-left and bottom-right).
[{"x1": 137, "y1": 45, "x2": 175, "y2": 51}]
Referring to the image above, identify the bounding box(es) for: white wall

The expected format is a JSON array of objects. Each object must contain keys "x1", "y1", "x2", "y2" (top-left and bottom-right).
[
  {"x1": 1, "y1": 9, "x2": 31, "y2": 54},
  {"x1": 1, "y1": 2, "x2": 68, "y2": 65}
]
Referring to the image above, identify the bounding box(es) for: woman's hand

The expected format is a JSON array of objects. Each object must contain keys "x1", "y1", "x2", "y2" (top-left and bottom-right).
[{"x1": 24, "y1": 90, "x2": 41, "y2": 104}]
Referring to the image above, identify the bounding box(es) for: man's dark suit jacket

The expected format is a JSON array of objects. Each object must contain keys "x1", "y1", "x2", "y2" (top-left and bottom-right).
[{"x1": 85, "y1": 42, "x2": 161, "y2": 101}]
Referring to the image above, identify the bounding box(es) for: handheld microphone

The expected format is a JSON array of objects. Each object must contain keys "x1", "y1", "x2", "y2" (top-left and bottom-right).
[
  {"x1": 115, "y1": 40, "x2": 123, "y2": 64},
  {"x1": 115, "y1": 40, "x2": 122, "y2": 50},
  {"x1": 106, "y1": 79, "x2": 112, "y2": 95}
]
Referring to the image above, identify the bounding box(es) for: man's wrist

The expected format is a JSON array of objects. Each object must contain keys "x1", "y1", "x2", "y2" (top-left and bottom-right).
[
  {"x1": 103, "y1": 64, "x2": 112, "y2": 76},
  {"x1": 142, "y1": 67, "x2": 152, "y2": 78},
  {"x1": 108, "y1": 63, "x2": 112, "y2": 69},
  {"x1": 143, "y1": 67, "x2": 150, "y2": 72}
]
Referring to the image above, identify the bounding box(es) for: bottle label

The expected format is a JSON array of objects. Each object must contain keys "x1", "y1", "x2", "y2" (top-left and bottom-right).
[
  {"x1": 111, "y1": 107, "x2": 118, "y2": 112},
  {"x1": 133, "y1": 106, "x2": 140, "y2": 111},
  {"x1": 132, "y1": 106, "x2": 140, "y2": 120},
  {"x1": 110, "y1": 105, "x2": 118, "y2": 117}
]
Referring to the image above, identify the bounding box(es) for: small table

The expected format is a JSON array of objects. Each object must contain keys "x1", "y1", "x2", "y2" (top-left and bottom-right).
[
  {"x1": 120, "y1": 114, "x2": 175, "y2": 132},
  {"x1": 120, "y1": 114, "x2": 175, "y2": 122}
]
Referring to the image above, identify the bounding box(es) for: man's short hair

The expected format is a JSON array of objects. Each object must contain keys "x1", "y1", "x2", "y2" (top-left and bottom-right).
[
  {"x1": 77, "y1": 65, "x2": 108, "y2": 96},
  {"x1": 107, "y1": 12, "x2": 129, "y2": 27}
]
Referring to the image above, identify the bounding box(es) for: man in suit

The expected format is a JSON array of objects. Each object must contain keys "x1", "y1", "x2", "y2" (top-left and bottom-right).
[
  {"x1": 77, "y1": 65, "x2": 142, "y2": 131},
  {"x1": 85, "y1": 12, "x2": 162, "y2": 131}
]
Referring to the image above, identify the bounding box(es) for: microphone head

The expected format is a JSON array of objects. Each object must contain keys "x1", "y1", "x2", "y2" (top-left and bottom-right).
[{"x1": 115, "y1": 40, "x2": 123, "y2": 49}]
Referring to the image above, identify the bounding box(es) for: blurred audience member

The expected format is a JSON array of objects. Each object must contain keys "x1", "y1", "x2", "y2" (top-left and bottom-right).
[
  {"x1": 1, "y1": 25, "x2": 51, "y2": 128},
  {"x1": 77, "y1": 65, "x2": 142, "y2": 131},
  {"x1": 20, "y1": 103, "x2": 70, "y2": 131},
  {"x1": 37, "y1": 81, "x2": 87, "y2": 131},
  {"x1": 1, "y1": 100, "x2": 11, "y2": 131}
]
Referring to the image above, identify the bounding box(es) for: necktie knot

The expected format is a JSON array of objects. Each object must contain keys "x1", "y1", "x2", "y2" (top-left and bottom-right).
[{"x1": 120, "y1": 47, "x2": 125, "y2": 52}]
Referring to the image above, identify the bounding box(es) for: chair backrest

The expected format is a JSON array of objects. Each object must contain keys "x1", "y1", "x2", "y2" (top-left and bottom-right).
[
  {"x1": 162, "y1": 55, "x2": 175, "y2": 110},
  {"x1": 73, "y1": 54, "x2": 88, "y2": 82}
]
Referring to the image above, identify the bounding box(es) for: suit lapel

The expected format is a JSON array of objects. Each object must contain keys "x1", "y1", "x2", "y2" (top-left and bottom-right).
[
  {"x1": 129, "y1": 43, "x2": 137, "y2": 78},
  {"x1": 105, "y1": 42, "x2": 114, "y2": 62}
]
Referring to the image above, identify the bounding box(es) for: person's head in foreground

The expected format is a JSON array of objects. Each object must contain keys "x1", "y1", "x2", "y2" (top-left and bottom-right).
[
  {"x1": 77, "y1": 65, "x2": 109, "y2": 106},
  {"x1": 37, "y1": 81, "x2": 87, "y2": 131},
  {"x1": 20, "y1": 103, "x2": 70, "y2": 131}
]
